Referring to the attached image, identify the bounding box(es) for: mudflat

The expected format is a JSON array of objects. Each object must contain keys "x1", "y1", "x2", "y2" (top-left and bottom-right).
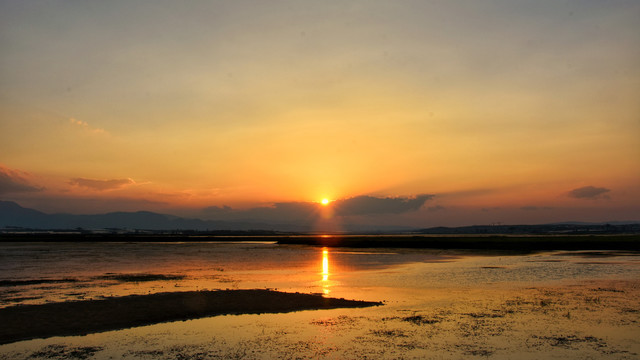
[{"x1": 0, "y1": 289, "x2": 382, "y2": 344}]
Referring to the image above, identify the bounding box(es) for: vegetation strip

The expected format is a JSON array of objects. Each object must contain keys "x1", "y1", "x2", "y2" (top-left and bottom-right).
[
  {"x1": 277, "y1": 235, "x2": 640, "y2": 251},
  {"x1": 0, "y1": 289, "x2": 382, "y2": 344},
  {"x1": 1, "y1": 233, "x2": 638, "y2": 251}
]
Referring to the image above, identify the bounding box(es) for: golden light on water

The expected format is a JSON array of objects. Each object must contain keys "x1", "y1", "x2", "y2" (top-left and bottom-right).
[
  {"x1": 322, "y1": 248, "x2": 330, "y2": 294},
  {"x1": 322, "y1": 249, "x2": 329, "y2": 280}
]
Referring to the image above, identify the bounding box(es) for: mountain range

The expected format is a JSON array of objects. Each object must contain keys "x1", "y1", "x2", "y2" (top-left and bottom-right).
[
  {"x1": 0, "y1": 201, "x2": 289, "y2": 232},
  {"x1": 1, "y1": 200, "x2": 638, "y2": 234}
]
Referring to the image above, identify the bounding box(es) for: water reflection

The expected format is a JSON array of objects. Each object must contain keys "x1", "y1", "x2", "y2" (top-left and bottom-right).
[
  {"x1": 4, "y1": 246, "x2": 640, "y2": 359},
  {"x1": 321, "y1": 248, "x2": 330, "y2": 294},
  {"x1": 6, "y1": 242, "x2": 638, "y2": 310}
]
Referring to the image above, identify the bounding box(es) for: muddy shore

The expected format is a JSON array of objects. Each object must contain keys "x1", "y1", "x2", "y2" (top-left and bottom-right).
[
  {"x1": 2, "y1": 233, "x2": 639, "y2": 251},
  {"x1": 0, "y1": 289, "x2": 382, "y2": 345}
]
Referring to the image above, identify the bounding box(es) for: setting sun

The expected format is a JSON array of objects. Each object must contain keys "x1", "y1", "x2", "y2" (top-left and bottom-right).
[
  {"x1": 0, "y1": 1, "x2": 638, "y2": 228},
  {"x1": 0, "y1": 1, "x2": 639, "y2": 358}
]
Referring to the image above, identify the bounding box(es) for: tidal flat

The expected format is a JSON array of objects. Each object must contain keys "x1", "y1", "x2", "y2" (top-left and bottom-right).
[
  {"x1": 0, "y1": 241, "x2": 638, "y2": 359},
  {"x1": 0, "y1": 290, "x2": 381, "y2": 345}
]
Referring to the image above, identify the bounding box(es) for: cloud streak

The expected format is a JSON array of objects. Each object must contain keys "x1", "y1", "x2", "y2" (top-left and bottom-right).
[
  {"x1": 0, "y1": 165, "x2": 42, "y2": 194},
  {"x1": 69, "y1": 118, "x2": 107, "y2": 135},
  {"x1": 568, "y1": 186, "x2": 610, "y2": 200},
  {"x1": 199, "y1": 194, "x2": 434, "y2": 223},
  {"x1": 69, "y1": 178, "x2": 135, "y2": 191},
  {"x1": 333, "y1": 195, "x2": 434, "y2": 216},
  {"x1": 226, "y1": 202, "x2": 320, "y2": 223}
]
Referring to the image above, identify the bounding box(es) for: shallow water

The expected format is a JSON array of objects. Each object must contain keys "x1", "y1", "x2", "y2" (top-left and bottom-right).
[{"x1": 1, "y1": 242, "x2": 639, "y2": 359}]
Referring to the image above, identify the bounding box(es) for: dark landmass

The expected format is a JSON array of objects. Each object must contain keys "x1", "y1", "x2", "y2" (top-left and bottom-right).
[
  {"x1": 0, "y1": 233, "x2": 638, "y2": 251},
  {"x1": 0, "y1": 200, "x2": 313, "y2": 232},
  {"x1": 2, "y1": 199, "x2": 639, "y2": 250},
  {"x1": 4, "y1": 200, "x2": 638, "y2": 235},
  {"x1": 276, "y1": 234, "x2": 640, "y2": 251},
  {"x1": 0, "y1": 289, "x2": 382, "y2": 345},
  {"x1": 417, "y1": 223, "x2": 640, "y2": 235}
]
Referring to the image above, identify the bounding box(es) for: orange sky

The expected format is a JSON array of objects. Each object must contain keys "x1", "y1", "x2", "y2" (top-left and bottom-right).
[{"x1": 1, "y1": 1, "x2": 638, "y2": 227}]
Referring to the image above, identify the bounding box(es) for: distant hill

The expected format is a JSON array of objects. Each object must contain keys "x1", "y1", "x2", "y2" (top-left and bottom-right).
[
  {"x1": 0, "y1": 201, "x2": 299, "y2": 232},
  {"x1": 0, "y1": 200, "x2": 48, "y2": 226},
  {"x1": 0, "y1": 201, "x2": 419, "y2": 233},
  {"x1": 416, "y1": 223, "x2": 640, "y2": 235},
  {"x1": 2, "y1": 201, "x2": 638, "y2": 234}
]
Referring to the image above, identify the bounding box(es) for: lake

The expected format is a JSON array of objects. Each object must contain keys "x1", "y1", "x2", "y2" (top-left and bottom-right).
[{"x1": 1, "y1": 241, "x2": 639, "y2": 359}]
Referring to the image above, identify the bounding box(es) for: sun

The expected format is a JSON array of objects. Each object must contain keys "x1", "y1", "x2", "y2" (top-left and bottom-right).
[{"x1": 321, "y1": 198, "x2": 330, "y2": 205}]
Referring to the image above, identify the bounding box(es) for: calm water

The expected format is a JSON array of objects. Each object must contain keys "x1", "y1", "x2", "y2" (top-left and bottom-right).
[{"x1": 1, "y1": 241, "x2": 639, "y2": 359}]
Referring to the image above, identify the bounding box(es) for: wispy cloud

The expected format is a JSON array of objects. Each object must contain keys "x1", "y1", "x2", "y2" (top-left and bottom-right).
[
  {"x1": 69, "y1": 178, "x2": 135, "y2": 191},
  {"x1": 69, "y1": 118, "x2": 107, "y2": 135},
  {"x1": 567, "y1": 186, "x2": 611, "y2": 200},
  {"x1": 0, "y1": 165, "x2": 43, "y2": 194}
]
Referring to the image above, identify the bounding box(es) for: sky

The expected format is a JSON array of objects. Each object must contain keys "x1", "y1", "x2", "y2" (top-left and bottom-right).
[{"x1": 1, "y1": 0, "x2": 639, "y2": 229}]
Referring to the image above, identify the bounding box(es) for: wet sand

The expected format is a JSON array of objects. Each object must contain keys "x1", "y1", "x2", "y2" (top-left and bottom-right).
[
  {"x1": 1, "y1": 242, "x2": 638, "y2": 358},
  {"x1": 0, "y1": 289, "x2": 382, "y2": 345},
  {"x1": 6, "y1": 279, "x2": 638, "y2": 359}
]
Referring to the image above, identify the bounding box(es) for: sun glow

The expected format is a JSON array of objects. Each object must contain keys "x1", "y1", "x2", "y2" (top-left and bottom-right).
[{"x1": 321, "y1": 198, "x2": 330, "y2": 205}]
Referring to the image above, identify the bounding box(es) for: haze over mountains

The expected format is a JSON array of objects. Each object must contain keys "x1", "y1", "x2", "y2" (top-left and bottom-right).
[
  {"x1": 0, "y1": 201, "x2": 416, "y2": 233},
  {"x1": 1, "y1": 200, "x2": 638, "y2": 235},
  {"x1": 1, "y1": 2, "x2": 638, "y2": 233},
  {"x1": 0, "y1": 201, "x2": 290, "y2": 232}
]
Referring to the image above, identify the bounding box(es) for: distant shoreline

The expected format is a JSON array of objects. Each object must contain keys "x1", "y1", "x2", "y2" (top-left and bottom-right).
[
  {"x1": 0, "y1": 289, "x2": 382, "y2": 345},
  {"x1": 0, "y1": 233, "x2": 639, "y2": 251},
  {"x1": 277, "y1": 234, "x2": 640, "y2": 251}
]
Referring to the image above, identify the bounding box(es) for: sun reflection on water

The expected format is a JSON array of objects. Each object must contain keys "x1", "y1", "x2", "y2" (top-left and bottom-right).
[{"x1": 322, "y1": 248, "x2": 330, "y2": 294}]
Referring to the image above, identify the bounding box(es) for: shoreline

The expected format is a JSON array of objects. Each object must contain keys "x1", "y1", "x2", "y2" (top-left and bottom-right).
[
  {"x1": 0, "y1": 289, "x2": 382, "y2": 345},
  {"x1": 277, "y1": 234, "x2": 640, "y2": 251},
  {"x1": 1, "y1": 233, "x2": 639, "y2": 251}
]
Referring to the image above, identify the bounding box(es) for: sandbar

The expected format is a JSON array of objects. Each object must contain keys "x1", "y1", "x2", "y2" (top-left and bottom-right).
[{"x1": 0, "y1": 289, "x2": 382, "y2": 344}]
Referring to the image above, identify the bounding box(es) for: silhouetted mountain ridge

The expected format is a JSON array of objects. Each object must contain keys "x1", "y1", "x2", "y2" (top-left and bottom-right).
[
  {"x1": 416, "y1": 223, "x2": 640, "y2": 235},
  {"x1": 1, "y1": 201, "x2": 638, "y2": 234},
  {"x1": 0, "y1": 201, "x2": 296, "y2": 231}
]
